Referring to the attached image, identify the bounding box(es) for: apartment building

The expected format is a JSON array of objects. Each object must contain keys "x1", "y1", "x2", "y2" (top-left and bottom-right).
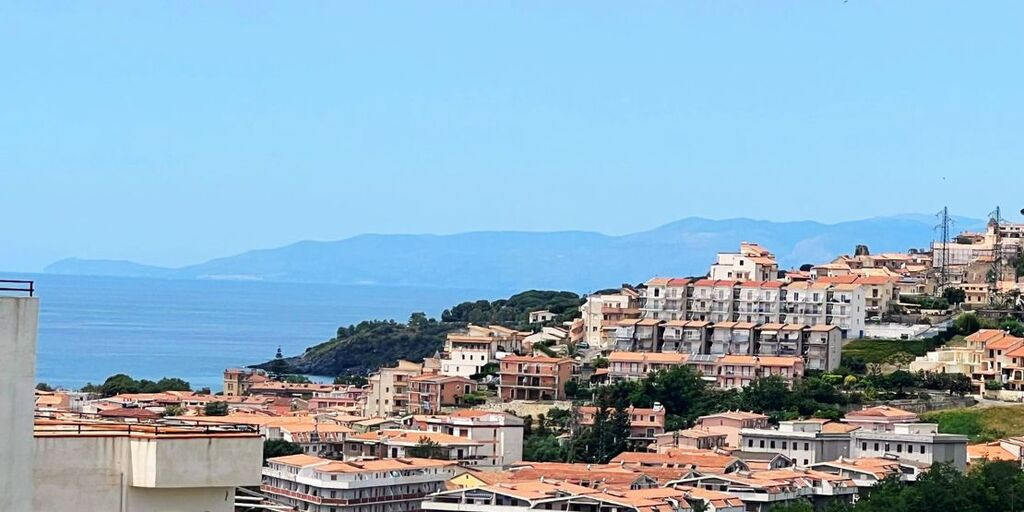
[
  {"x1": 343, "y1": 429, "x2": 483, "y2": 464},
  {"x1": 528, "y1": 310, "x2": 557, "y2": 323},
  {"x1": 424, "y1": 480, "x2": 722, "y2": 512},
  {"x1": 223, "y1": 367, "x2": 270, "y2": 396},
  {"x1": 714, "y1": 356, "x2": 804, "y2": 390},
  {"x1": 696, "y1": 411, "x2": 770, "y2": 447},
  {"x1": 263, "y1": 454, "x2": 458, "y2": 512},
  {"x1": 755, "y1": 323, "x2": 804, "y2": 357},
  {"x1": 818, "y1": 275, "x2": 899, "y2": 316},
  {"x1": 708, "y1": 321, "x2": 757, "y2": 355},
  {"x1": 365, "y1": 359, "x2": 428, "y2": 417},
  {"x1": 781, "y1": 282, "x2": 865, "y2": 338},
  {"x1": 735, "y1": 281, "x2": 784, "y2": 324},
  {"x1": 639, "y1": 277, "x2": 693, "y2": 321},
  {"x1": 606, "y1": 351, "x2": 688, "y2": 382},
  {"x1": 672, "y1": 469, "x2": 857, "y2": 512},
  {"x1": 662, "y1": 319, "x2": 710, "y2": 354},
  {"x1": 614, "y1": 317, "x2": 664, "y2": 352},
  {"x1": 407, "y1": 374, "x2": 475, "y2": 414},
  {"x1": 740, "y1": 420, "x2": 854, "y2": 467},
  {"x1": 35, "y1": 418, "x2": 262, "y2": 512},
  {"x1": 410, "y1": 409, "x2": 524, "y2": 468},
  {"x1": 441, "y1": 325, "x2": 526, "y2": 378},
  {"x1": 850, "y1": 423, "x2": 969, "y2": 470},
  {"x1": 499, "y1": 355, "x2": 576, "y2": 401},
  {"x1": 310, "y1": 385, "x2": 367, "y2": 411},
  {"x1": 579, "y1": 287, "x2": 640, "y2": 348},
  {"x1": 655, "y1": 427, "x2": 728, "y2": 451},
  {"x1": 804, "y1": 325, "x2": 842, "y2": 371},
  {"x1": 579, "y1": 404, "x2": 666, "y2": 445},
  {"x1": 710, "y1": 242, "x2": 780, "y2": 281}
]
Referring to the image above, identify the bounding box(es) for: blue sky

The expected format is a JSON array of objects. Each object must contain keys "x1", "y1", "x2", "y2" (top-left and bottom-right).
[{"x1": 3, "y1": 2, "x2": 1023, "y2": 271}]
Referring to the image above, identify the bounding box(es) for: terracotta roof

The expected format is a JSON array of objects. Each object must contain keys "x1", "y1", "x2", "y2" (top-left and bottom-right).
[
  {"x1": 987, "y1": 333, "x2": 1024, "y2": 350},
  {"x1": 844, "y1": 406, "x2": 917, "y2": 419},
  {"x1": 347, "y1": 429, "x2": 482, "y2": 446},
  {"x1": 501, "y1": 354, "x2": 573, "y2": 364},
  {"x1": 318, "y1": 457, "x2": 456, "y2": 473},
  {"x1": 968, "y1": 442, "x2": 1019, "y2": 463}
]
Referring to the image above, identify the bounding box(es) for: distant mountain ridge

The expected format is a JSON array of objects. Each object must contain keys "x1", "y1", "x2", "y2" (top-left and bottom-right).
[{"x1": 45, "y1": 215, "x2": 986, "y2": 291}]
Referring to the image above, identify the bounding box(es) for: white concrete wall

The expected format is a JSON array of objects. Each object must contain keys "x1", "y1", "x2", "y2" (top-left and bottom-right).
[{"x1": 1, "y1": 296, "x2": 38, "y2": 512}]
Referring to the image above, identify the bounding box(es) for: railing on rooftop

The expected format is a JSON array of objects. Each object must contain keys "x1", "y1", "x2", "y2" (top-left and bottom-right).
[
  {"x1": 0, "y1": 279, "x2": 34, "y2": 297},
  {"x1": 34, "y1": 411, "x2": 260, "y2": 437}
]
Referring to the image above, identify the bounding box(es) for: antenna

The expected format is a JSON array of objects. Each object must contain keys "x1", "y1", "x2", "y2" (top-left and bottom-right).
[{"x1": 935, "y1": 207, "x2": 952, "y2": 291}]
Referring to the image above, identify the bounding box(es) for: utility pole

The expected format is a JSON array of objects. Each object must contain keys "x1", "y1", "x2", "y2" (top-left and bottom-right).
[{"x1": 936, "y1": 207, "x2": 952, "y2": 292}]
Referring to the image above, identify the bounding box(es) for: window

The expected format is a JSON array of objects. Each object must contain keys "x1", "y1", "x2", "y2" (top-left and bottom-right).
[
  {"x1": 770, "y1": 441, "x2": 776, "y2": 449},
  {"x1": 874, "y1": 443, "x2": 879, "y2": 451},
  {"x1": 760, "y1": 440, "x2": 765, "y2": 448},
  {"x1": 782, "y1": 441, "x2": 787, "y2": 450},
  {"x1": 862, "y1": 442, "x2": 867, "y2": 451},
  {"x1": 920, "y1": 445, "x2": 926, "y2": 453},
  {"x1": 804, "y1": 442, "x2": 809, "y2": 451},
  {"x1": 896, "y1": 444, "x2": 902, "y2": 453},
  {"x1": 748, "y1": 439, "x2": 754, "y2": 448},
  {"x1": 885, "y1": 443, "x2": 890, "y2": 452}
]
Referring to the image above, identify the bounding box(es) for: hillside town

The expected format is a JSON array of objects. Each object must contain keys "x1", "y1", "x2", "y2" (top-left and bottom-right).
[{"x1": 10, "y1": 215, "x2": 1024, "y2": 511}]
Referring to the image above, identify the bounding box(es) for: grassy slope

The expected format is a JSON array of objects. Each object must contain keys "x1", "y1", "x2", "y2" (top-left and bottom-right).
[
  {"x1": 842, "y1": 338, "x2": 937, "y2": 364},
  {"x1": 922, "y1": 405, "x2": 1024, "y2": 442}
]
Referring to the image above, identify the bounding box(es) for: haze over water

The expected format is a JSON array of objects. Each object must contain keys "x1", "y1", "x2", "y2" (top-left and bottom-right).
[{"x1": 15, "y1": 273, "x2": 509, "y2": 391}]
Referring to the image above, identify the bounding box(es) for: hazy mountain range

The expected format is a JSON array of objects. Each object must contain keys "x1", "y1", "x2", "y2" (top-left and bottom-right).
[{"x1": 45, "y1": 215, "x2": 985, "y2": 292}]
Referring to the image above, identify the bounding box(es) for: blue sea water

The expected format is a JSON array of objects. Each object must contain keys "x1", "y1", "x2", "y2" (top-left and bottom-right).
[{"x1": 7, "y1": 273, "x2": 510, "y2": 391}]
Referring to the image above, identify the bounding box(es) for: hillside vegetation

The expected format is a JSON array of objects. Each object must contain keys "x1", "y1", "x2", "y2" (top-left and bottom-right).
[
  {"x1": 256, "y1": 290, "x2": 582, "y2": 376},
  {"x1": 922, "y1": 405, "x2": 1024, "y2": 442}
]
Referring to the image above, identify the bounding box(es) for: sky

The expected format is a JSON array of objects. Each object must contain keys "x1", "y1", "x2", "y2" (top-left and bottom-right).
[{"x1": 3, "y1": 1, "x2": 1024, "y2": 272}]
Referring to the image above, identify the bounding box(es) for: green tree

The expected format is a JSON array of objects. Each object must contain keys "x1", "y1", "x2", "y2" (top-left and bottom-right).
[
  {"x1": 954, "y1": 313, "x2": 982, "y2": 336},
  {"x1": 162, "y1": 404, "x2": 184, "y2": 417},
  {"x1": 943, "y1": 287, "x2": 966, "y2": 305},
  {"x1": 35, "y1": 382, "x2": 55, "y2": 392},
  {"x1": 408, "y1": 438, "x2": 446, "y2": 459},
  {"x1": 334, "y1": 374, "x2": 368, "y2": 387},
  {"x1": 768, "y1": 500, "x2": 813, "y2": 512},
  {"x1": 100, "y1": 374, "x2": 141, "y2": 397},
  {"x1": 263, "y1": 439, "x2": 303, "y2": 463},
  {"x1": 204, "y1": 401, "x2": 229, "y2": 416}
]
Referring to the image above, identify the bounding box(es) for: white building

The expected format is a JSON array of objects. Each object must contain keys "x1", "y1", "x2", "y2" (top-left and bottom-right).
[
  {"x1": 740, "y1": 420, "x2": 856, "y2": 467},
  {"x1": 710, "y1": 242, "x2": 780, "y2": 282},
  {"x1": 411, "y1": 409, "x2": 524, "y2": 468},
  {"x1": 0, "y1": 290, "x2": 38, "y2": 512},
  {"x1": 263, "y1": 454, "x2": 459, "y2": 512},
  {"x1": 440, "y1": 325, "x2": 526, "y2": 378},
  {"x1": 850, "y1": 423, "x2": 968, "y2": 470}
]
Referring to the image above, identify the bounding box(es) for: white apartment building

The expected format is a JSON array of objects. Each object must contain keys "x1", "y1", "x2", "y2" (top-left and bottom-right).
[
  {"x1": 411, "y1": 409, "x2": 524, "y2": 468},
  {"x1": 710, "y1": 242, "x2": 780, "y2": 282},
  {"x1": 850, "y1": 423, "x2": 968, "y2": 470},
  {"x1": 580, "y1": 288, "x2": 640, "y2": 348},
  {"x1": 263, "y1": 454, "x2": 459, "y2": 512},
  {"x1": 35, "y1": 418, "x2": 262, "y2": 512},
  {"x1": 0, "y1": 290, "x2": 38, "y2": 512},
  {"x1": 781, "y1": 282, "x2": 865, "y2": 339},
  {"x1": 740, "y1": 420, "x2": 854, "y2": 467},
  {"x1": 441, "y1": 325, "x2": 525, "y2": 378}
]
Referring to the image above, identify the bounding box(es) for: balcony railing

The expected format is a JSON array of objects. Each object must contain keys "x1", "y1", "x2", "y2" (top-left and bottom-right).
[{"x1": 0, "y1": 279, "x2": 34, "y2": 297}]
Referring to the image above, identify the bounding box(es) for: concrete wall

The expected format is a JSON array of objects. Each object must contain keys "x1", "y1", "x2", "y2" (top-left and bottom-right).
[
  {"x1": 0, "y1": 297, "x2": 38, "y2": 512},
  {"x1": 34, "y1": 434, "x2": 261, "y2": 512}
]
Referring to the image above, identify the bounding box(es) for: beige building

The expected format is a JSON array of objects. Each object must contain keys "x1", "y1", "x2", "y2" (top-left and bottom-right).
[
  {"x1": 410, "y1": 409, "x2": 524, "y2": 468},
  {"x1": 365, "y1": 359, "x2": 428, "y2": 417},
  {"x1": 579, "y1": 287, "x2": 640, "y2": 348}
]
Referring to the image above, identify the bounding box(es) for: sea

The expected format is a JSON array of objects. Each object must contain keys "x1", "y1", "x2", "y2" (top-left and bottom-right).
[{"x1": 6, "y1": 273, "x2": 511, "y2": 392}]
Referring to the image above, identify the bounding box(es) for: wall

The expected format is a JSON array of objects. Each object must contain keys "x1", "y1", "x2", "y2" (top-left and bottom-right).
[
  {"x1": 0, "y1": 296, "x2": 38, "y2": 512},
  {"x1": 34, "y1": 434, "x2": 261, "y2": 512}
]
